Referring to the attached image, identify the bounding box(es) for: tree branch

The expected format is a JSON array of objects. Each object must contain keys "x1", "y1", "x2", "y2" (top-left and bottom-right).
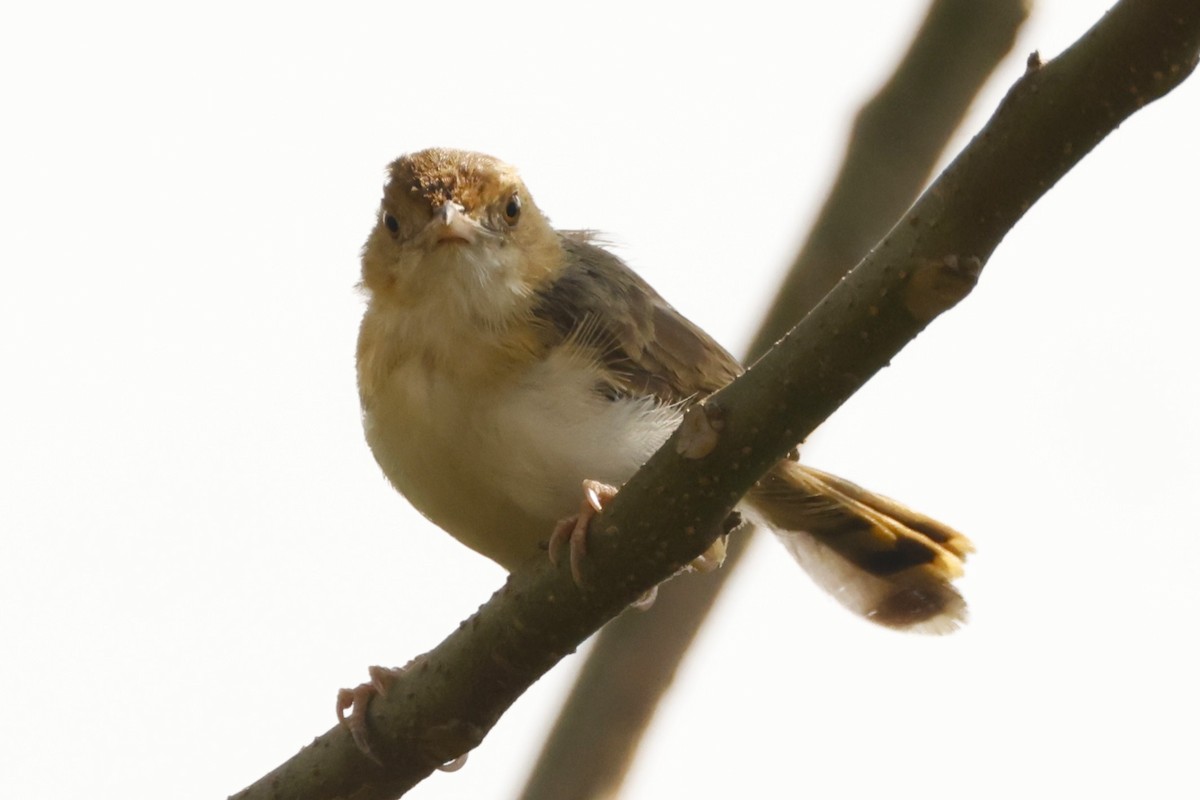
[
  {"x1": 520, "y1": 2, "x2": 1030, "y2": 797},
  {"x1": 231, "y1": 1, "x2": 1200, "y2": 797},
  {"x1": 753, "y1": 0, "x2": 1034, "y2": 353}
]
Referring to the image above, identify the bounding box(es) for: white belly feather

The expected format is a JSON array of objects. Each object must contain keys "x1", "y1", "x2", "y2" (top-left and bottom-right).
[{"x1": 364, "y1": 346, "x2": 682, "y2": 570}]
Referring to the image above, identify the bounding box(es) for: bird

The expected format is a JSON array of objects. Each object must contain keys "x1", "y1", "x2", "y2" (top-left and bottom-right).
[{"x1": 355, "y1": 147, "x2": 972, "y2": 634}]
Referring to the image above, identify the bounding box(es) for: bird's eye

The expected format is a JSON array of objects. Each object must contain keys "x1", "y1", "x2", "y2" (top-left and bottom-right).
[
  {"x1": 503, "y1": 193, "x2": 521, "y2": 225},
  {"x1": 384, "y1": 213, "x2": 399, "y2": 234}
]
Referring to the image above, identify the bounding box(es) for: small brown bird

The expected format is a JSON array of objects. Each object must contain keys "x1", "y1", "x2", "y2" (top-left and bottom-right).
[{"x1": 356, "y1": 148, "x2": 972, "y2": 633}]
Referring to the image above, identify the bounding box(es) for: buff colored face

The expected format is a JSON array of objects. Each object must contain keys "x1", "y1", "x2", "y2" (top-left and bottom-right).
[{"x1": 360, "y1": 149, "x2": 565, "y2": 331}]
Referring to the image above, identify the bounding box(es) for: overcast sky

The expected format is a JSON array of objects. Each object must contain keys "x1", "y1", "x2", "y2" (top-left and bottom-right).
[{"x1": 3, "y1": 2, "x2": 1198, "y2": 798}]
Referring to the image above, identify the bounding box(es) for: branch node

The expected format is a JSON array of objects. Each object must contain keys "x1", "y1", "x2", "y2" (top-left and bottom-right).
[
  {"x1": 675, "y1": 402, "x2": 724, "y2": 460},
  {"x1": 903, "y1": 254, "x2": 983, "y2": 323},
  {"x1": 422, "y1": 720, "x2": 486, "y2": 771}
]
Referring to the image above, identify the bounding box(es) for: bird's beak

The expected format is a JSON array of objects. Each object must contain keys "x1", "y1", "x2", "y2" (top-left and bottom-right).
[{"x1": 429, "y1": 202, "x2": 478, "y2": 244}]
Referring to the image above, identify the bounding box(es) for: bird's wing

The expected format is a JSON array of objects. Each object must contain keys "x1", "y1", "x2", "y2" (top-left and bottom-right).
[{"x1": 530, "y1": 232, "x2": 742, "y2": 404}]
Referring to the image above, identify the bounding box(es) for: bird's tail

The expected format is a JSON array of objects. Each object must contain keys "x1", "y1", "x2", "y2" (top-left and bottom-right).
[{"x1": 744, "y1": 459, "x2": 973, "y2": 634}]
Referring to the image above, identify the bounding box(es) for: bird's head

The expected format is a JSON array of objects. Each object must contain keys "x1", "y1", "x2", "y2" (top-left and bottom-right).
[{"x1": 361, "y1": 148, "x2": 564, "y2": 327}]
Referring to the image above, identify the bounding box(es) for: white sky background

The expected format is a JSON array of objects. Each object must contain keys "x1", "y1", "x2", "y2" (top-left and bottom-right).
[{"x1": 2, "y1": 1, "x2": 1197, "y2": 798}]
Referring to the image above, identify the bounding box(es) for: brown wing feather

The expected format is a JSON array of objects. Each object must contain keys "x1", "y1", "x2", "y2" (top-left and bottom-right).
[{"x1": 530, "y1": 232, "x2": 741, "y2": 403}]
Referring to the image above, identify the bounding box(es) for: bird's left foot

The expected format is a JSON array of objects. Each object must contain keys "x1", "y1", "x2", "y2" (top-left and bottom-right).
[
  {"x1": 548, "y1": 479, "x2": 618, "y2": 588},
  {"x1": 548, "y1": 480, "x2": 660, "y2": 610}
]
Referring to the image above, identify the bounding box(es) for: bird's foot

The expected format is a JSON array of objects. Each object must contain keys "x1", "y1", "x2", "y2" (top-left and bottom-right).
[{"x1": 548, "y1": 479, "x2": 618, "y2": 587}]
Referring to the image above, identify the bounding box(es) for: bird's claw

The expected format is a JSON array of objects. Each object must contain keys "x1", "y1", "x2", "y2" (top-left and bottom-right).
[{"x1": 548, "y1": 479, "x2": 618, "y2": 587}]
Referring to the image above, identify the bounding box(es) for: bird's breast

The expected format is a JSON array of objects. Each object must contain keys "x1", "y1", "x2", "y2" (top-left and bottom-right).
[{"x1": 359, "y1": 312, "x2": 681, "y2": 570}]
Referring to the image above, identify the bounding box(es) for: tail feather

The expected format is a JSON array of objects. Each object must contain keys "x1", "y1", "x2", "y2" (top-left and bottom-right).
[{"x1": 745, "y1": 460, "x2": 972, "y2": 634}]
